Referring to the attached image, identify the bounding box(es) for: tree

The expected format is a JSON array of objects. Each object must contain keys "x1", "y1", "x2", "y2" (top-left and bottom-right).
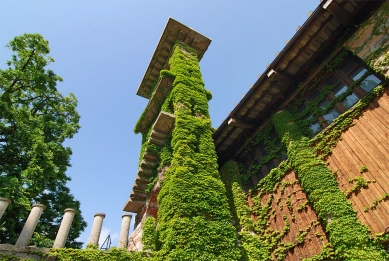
[{"x1": 0, "y1": 34, "x2": 86, "y2": 247}]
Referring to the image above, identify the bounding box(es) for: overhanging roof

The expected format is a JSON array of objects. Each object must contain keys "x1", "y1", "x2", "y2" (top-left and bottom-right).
[{"x1": 136, "y1": 17, "x2": 212, "y2": 99}]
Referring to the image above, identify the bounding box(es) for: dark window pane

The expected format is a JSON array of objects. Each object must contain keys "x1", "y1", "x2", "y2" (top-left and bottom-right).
[
  {"x1": 333, "y1": 83, "x2": 347, "y2": 97},
  {"x1": 270, "y1": 129, "x2": 278, "y2": 140},
  {"x1": 340, "y1": 59, "x2": 359, "y2": 74},
  {"x1": 324, "y1": 75, "x2": 339, "y2": 86},
  {"x1": 323, "y1": 108, "x2": 339, "y2": 124},
  {"x1": 266, "y1": 160, "x2": 276, "y2": 172},
  {"x1": 275, "y1": 139, "x2": 282, "y2": 149},
  {"x1": 360, "y1": 74, "x2": 381, "y2": 92},
  {"x1": 342, "y1": 93, "x2": 359, "y2": 109},
  {"x1": 307, "y1": 90, "x2": 320, "y2": 102},
  {"x1": 258, "y1": 141, "x2": 266, "y2": 156},
  {"x1": 251, "y1": 175, "x2": 258, "y2": 186},
  {"x1": 243, "y1": 154, "x2": 251, "y2": 169},
  {"x1": 246, "y1": 178, "x2": 254, "y2": 189},
  {"x1": 280, "y1": 150, "x2": 288, "y2": 160},
  {"x1": 350, "y1": 67, "x2": 368, "y2": 81},
  {"x1": 310, "y1": 123, "x2": 321, "y2": 134},
  {"x1": 319, "y1": 98, "x2": 329, "y2": 109},
  {"x1": 303, "y1": 114, "x2": 314, "y2": 121},
  {"x1": 298, "y1": 104, "x2": 306, "y2": 113},
  {"x1": 256, "y1": 170, "x2": 265, "y2": 181}
]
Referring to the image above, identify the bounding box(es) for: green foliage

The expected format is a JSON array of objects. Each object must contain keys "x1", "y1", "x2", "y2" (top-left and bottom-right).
[
  {"x1": 345, "y1": 176, "x2": 375, "y2": 198},
  {"x1": 48, "y1": 247, "x2": 147, "y2": 261},
  {"x1": 0, "y1": 34, "x2": 86, "y2": 247},
  {"x1": 272, "y1": 110, "x2": 388, "y2": 260},
  {"x1": 359, "y1": 165, "x2": 368, "y2": 173},
  {"x1": 219, "y1": 50, "x2": 388, "y2": 260},
  {"x1": 220, "y1": 161, "x2": 304, "y2": 261},
  {"x1": 0, "y1": 250, "x2": 46, "y2": 261},
  {"x1": 153, "y1": 43, "x2": 240, "y2": 260},
  {"x1": 30, "y1": 232, "x2": 54, "y2": 248},
  {"x1": 142, "y1": 217, "x2": 158, "y2": 252},
  {"x1": 367, "y1": 193, "x2": 389, "y2": 211}
]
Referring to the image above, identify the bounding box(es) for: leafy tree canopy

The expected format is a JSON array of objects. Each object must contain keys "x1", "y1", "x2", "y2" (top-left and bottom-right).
[{"x1": 0, "y1": 33, "x2": 86, "y2": 248}]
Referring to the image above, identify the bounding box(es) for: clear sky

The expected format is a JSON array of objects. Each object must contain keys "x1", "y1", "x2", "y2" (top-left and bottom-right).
[{"x1": 0, "y1": 0, "x2": 318, "y2": 247}]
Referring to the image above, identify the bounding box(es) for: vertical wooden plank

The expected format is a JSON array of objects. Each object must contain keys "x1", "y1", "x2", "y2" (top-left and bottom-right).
[
  {"x1": 333, "y1": 135, "x2": 389, "y2": 230},
  {"x1": 360, "y1": 109, "x2": 389, "y2": 149},
  {"x1": 334, "y1": 130, "x2": 388, "y2": 232},
  {"x1": 326, "y1": 152, "x2": 376, "y2": 231}
]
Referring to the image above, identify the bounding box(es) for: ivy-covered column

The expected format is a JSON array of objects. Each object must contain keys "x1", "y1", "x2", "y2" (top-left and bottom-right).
[
  {"x1": 155, "y1": 43, "x2": 240, "y2": 260},
  {"x1": 272, "y1": 110, "x2": 387, "y2": 260}
]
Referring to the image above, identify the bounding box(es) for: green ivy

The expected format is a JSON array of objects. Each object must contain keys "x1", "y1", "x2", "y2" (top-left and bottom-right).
[
  {"x1": 142, "y1": 216, "x2": 158, "y2": 252},
  {"x1": 48, "y1": 247, "x2": 146, "y2": 261},
  {"x1": 272, "y1": 110, "x2": 388, "y2": 260},
  {"x1": 148, "y1": 42, "x2": 240, "y2": 260}
]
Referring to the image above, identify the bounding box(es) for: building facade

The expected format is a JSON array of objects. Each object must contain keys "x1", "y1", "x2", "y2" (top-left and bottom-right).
[{"x1": 124, "y1": 0, "x2": 389, "y2": 260}]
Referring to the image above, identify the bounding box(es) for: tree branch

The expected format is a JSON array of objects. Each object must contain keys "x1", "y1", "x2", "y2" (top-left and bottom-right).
[
  {"x1": 31, "y1": 96, "x2": 56, "y2": 116},
  {"x1": 7, "y1": 48, "x2": 36, "y2": 92}
]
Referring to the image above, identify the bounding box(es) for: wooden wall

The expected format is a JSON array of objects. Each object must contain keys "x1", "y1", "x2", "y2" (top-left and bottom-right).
[
  {"x1": 249, "y1": 170, "x2": 328, "y2": 260},
  {"x1": 326, "y1": 89, "x2": 389, "y2": 234}
]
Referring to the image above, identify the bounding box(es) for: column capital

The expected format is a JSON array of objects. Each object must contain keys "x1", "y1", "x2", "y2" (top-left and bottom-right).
[
  {"x1": 32, "y1": 204, "x2": 46, "y2": 210},
  {"x1": 94, "y1": 213, "x2": 105, "y2": 218},
  {"x1": 0, "y1": 198, "x2": 11, "y2": 204},
  {"x1": 122, "y1": 214, "x2": 132, "y2": 218},
  {"x1": 64, "y1": 208, "x2": 77, "y2": 214}
]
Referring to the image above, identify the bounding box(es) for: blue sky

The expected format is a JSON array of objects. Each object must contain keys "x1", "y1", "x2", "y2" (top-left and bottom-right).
[{"x1": 0, "y1": 0, "x2": 318, "y2": 247}]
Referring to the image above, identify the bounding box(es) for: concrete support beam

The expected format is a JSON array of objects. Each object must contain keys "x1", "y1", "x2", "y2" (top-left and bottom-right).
[
  {"x1": 0, "y1": 198, "x2": 11, "y2": 219},
  {"x1": 88, "y1": 213, "x2": 106, "y2": 246},
  {"x1": 15, "y1": 204, "x2": 46, "y2": 246},
  {"x1": 118, "y1": 214, "x2": 132, "y2": 249},
  {"x1": 53, "y1": 208, "x2": 77, "y2": 248}
]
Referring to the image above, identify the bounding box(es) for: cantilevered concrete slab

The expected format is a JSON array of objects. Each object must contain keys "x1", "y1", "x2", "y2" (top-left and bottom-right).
[
  {"x1": 135, "y1": 75, "x2": 174, "y2": 133},
  {"x1": 148, "y1": 111, "x2": 175, "y2": 145},
  {"x1": 124, "y1": 111, "x2": 175, "y2": 213},
  {"x1": 136, "y1": 17, "x2": 211, "y2": 99}
]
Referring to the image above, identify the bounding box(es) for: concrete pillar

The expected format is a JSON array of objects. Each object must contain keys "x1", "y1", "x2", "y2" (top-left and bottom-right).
[
  {"x1": 15, "y1": 204, "x2": 46, "y2": 246},
  {"x1": 118, "y1": 214, "x2": 132, "y2": 248},
  {"x1": 0, "y1": 198, "x2": 11, "y2": 219},
  {"x1": 88, "y1": 213, "x2": 105, "y2": 246},
  {"x1": 52, "y1": 208, "x2": 77, "y2": 248}
]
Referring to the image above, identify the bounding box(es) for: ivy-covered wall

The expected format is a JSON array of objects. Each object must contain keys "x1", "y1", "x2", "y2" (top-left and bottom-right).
[
  {"x1": 134, "y1": 43, "x2": 240, "y2": 260},
  {"x1": 324, "y1": 90, "x2": 389, "y2": 234},
  {"x1": 153, "y1": 43, "x2": 240, "y2": 260},
  {"x1": 217, "y1": 2, "x2": 389, "y2": 260},
  {"x1": 220, "y1": 83, "x2": 389, "y2": 260},
  {"x1": 129, "y1": 3, "x2": 389, "y2": 260},
  {"x1": 220, "y1": 161, "x2": 329, "y2": 261}
]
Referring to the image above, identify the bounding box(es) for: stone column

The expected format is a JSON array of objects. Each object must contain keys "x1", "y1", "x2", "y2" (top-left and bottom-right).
[
  {"x1": 118, "y1": 214, "x2": 132, "y2": 248},
  {"x1": 0, "y1": 198, "x2": 11, "y2": 219},
  {"x1": 15, "y1": 204, "x2": 46, "y2": 246},
  {"x1": 88, "y1": 213, "x2": 105, "y2": 246},
  {"x1": 52, "y1": 208, "x2": 77, "y2": 248}
]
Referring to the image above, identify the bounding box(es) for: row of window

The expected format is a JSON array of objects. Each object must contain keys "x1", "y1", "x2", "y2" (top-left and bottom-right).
[
  {"x1": 240, "y1": 56, "x2": 383, "y2": 188},
  {"x1": 305, "y1": 58, "x2": 381, "y2": 134}
]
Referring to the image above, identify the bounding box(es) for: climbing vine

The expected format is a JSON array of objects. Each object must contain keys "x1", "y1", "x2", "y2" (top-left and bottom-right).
[
  {"x1": 48, "y1": 247, "x2": 146, "y2": 261},
  {"x1": 148, "y1": 42, "x2": 240, "y2": 260},
  {"x1": 142, "y1": 216, "x2": 158, "y2": 252},
  {"x1": 0, "y1": 247, "x2": 148, "y2": 261},
  {"x1": 272, "y1": 110, "x2": 387, "y2": 260},
  {"x1": 220, "y1": 18, "x2": 389, "y2": 259}
]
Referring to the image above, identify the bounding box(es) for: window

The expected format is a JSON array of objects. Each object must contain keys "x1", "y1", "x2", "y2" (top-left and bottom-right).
[{"x1": 303, "y1": 56, "x2": 382, "y2": 135}]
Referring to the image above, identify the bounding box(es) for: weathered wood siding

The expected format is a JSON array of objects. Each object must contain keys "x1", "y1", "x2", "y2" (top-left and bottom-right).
[
  {"x1": 326, "y1": 89, "x2": 389, "y2": 234},
  {"x1": 249, "y1": 170, "x2": 328, "y2": 260}
]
